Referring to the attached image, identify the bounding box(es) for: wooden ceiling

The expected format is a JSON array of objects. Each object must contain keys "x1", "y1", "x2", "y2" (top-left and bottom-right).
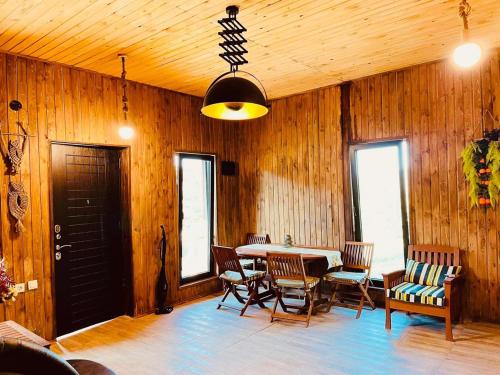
[{"x1": 0, "y1": 0, "x2": 499, "y2": 99}]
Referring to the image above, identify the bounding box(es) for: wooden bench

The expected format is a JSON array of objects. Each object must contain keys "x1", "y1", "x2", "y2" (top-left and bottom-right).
[{"x1": 383, "y1": 245, "x2": 464, "y2": 341}]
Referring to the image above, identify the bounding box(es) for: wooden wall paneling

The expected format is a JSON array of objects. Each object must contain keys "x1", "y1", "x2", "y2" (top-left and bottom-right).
[
  {"x1": 0, "y1": 52, "x2": 238, "y2": 337},
  {"x1": 235, "y1": 86, "x2": 345, "y2": 250},
  {"x1": 0, "y1": 53, "x2": 9, "y2": 323},
  {"x1": 347, "y1": 53, "x2": 500, "y2": 321}
]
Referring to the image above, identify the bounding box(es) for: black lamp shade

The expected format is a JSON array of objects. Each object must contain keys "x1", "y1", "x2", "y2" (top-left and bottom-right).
[{"x1": 201, "y1": 76, "x2": 268, "y2": 120}]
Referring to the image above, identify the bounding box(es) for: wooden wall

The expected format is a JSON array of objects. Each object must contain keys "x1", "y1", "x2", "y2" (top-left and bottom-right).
[
  {"x1": 237, "y1": 50, "x2": 500, "y2": 322},
  {"x1": 349, "y1": 50, "x2": 500, "y2": 322},
  {"x1": 236, "y1": 86, "x2": 346, "y2": 249},
  {"x1": 0, "y1": 53, "x2": 239, "y2": 339}
]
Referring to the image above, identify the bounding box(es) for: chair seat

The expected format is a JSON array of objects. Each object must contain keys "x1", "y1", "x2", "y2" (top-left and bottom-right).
[
  {"x1": 220, "y1": 269, "x2": 265, "y2": 284},
  {"x1": 387, "y1": 281, "x2": 446, "y2": 307},
  {"x1": 324, "y1": 271, "x2": 367, "y2": 284},
  {"x1": 275, "y1": 276, "x2": 319, "y2": 289}
]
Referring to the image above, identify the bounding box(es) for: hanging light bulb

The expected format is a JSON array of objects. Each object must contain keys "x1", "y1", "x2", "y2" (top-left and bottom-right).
[
  {"x1": 118, "y1": 54, "x2": 134, "y2": 139},
  {"x1": 452, "y1": 0, "x2": 481, "y2": 68}
]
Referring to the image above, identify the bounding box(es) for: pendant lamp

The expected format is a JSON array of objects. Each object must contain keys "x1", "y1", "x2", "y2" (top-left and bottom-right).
[
  {"x1": 452, "y1": 0, "x2": 482, "y2": 68},
  {"x1": 201, "y1": 5, "x2": 269, "y2": 121}
]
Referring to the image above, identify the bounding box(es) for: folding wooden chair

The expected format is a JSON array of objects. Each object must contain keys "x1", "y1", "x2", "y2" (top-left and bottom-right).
[
  {"x1": 267, "y1": 252, "x2": 320, "y2": 327},
  {"x1": 323, "y1": 241, "x2": 375, "y2": 319},
  {"x1": 212, "y1": 245, "x2": 266, "y2": 316},
  {"x1": 239, "y1": 233, "x2": 271, "y2": 270}
]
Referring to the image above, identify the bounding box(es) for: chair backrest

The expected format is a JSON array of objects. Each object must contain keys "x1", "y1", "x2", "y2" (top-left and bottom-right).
[
  {"x1": 341, "y1": 241, "x2": 375, "y2": 275},
  {"x1": 266, "y1": 252, "x2": 307, "y2": 286},
  {"x1": 246, "y1": 233, "x2": 271, "y2": 245},
  {"x1": 211, "y1": 245, "x2": 244, "y2": 276},
  {"x1": 0, "y1": 338, "x2": 79, "y2": 375},
  {"x1": 408, "y1": 244, "x2": 460, "y2": 266}
]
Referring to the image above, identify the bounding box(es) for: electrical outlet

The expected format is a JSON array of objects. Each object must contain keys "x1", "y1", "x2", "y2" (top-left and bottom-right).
[
  {"x1": 15, "y1": 283, "x2": 25, "y2": 293},
  {"x1": 27, "y1": 280, "x2": 38, "y2": 290}
]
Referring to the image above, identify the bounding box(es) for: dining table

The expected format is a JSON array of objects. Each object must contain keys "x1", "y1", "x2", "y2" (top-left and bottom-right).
[{"x1": 235, "y1": 243, "x2": 343, "y2": 308}]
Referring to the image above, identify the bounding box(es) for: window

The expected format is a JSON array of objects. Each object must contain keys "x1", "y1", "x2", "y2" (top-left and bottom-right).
[
  {"x1": 177, "y1": 153, "x2": 215, "y2": 285},
  {"x1": 350, "y1": 140, "x2": 409, "y2": 280}
]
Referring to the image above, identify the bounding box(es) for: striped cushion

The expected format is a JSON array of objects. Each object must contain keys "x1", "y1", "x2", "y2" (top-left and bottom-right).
[
  {"x1": 387, "y1": 282, "x2": 446, "y2": 307},
  {"x1": 404, "y1": 259, "x2": 461, "y2": 287}
]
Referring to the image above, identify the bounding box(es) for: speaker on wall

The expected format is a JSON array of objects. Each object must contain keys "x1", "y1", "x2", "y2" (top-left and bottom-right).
[{"x1": 221, "y1": 161, "x2": 237, "y2": 176}]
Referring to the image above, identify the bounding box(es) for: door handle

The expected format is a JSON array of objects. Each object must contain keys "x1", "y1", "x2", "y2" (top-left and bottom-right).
[{"x1": 56, "y1": 244, "x2": 72, "y2": 251}]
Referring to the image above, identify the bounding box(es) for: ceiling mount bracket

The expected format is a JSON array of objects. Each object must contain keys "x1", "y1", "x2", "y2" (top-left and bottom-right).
[{"x1": 218, "y1": 4, "x2": 247, "y2": 72}]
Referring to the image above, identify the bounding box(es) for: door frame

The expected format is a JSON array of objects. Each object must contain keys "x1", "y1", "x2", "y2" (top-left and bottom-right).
[
  {"x1": 175, "y1": 151, "x2": 216, "y2": 286},
  {"x1": 349, "y1": 139, "x2": 410, "y2": 276},
  {"x1": 49, "y1": 141, "x2": 133, "y2": 336}
]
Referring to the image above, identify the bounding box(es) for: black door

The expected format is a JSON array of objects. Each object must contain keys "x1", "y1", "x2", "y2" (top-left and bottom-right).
[{"x1": 52, "y1": 144, "x2": 126, "y2": 336}]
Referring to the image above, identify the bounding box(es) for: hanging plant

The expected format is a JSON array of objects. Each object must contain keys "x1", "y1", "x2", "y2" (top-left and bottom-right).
[
  {"x1": 486, "y1": 140, "x2": 500, "y2": 206},
  {"x1": 461, "y1": 141, "x2": 481, "y2": 207},
  {"x1": 461, "y1": 130, "x2": 500, "y2": 208}
]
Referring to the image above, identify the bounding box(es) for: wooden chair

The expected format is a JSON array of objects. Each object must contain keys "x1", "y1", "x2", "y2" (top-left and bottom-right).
[
  {"x1": 266, "y1": 252, "x2": 320, "y2": 327},
  {"x1": 212, "y1": 245, "x2": 266, "y2": 316},
  {"x1": 240, "y1": 233, "x2": 271, "y2": 270},
  {"x1": 323, "y1": 241, "x2": 375, "y2": 318},
  {"x1": 246, "y1": 233, "x2": 271, "y2": 244},
  {"x1": 383, "y1": 245, "x2": 463, "y2": 341}
]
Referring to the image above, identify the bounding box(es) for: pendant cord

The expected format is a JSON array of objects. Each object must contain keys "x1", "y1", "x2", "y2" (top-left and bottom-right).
[
  {"x1": 459, "y1": 0, "x2": 471, "y2": 31},
  {"x1": 120, "y1": 55, "x2": 128, "y2": 121}
]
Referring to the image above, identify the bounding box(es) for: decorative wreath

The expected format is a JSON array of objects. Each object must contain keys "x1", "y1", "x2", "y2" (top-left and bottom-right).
[
  {"x1": 461, "y1": 129, "x2": 500, "y2": 208},
  {"x1": 8, "y1": 181, "x2": 29, "y2": 233}
]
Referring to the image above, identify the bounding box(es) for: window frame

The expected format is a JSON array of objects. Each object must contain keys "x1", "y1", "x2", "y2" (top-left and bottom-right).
[
  {"x1": 350, "y1": 140, "x2": 410, "y2": 282},
  {"x1": 177, "y1": 152, "x2": 216, "y2": 286}
]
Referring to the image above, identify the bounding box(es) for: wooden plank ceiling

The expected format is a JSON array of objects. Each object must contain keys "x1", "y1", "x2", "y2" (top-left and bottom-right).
[{"x1": 0, "y1": 0, "x2": 499, "y2": 99}]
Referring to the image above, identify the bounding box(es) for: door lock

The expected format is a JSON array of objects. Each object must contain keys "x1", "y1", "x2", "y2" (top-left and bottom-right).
[{"x1": 55, "y1": 252, "x2": 62, "y2": 261}]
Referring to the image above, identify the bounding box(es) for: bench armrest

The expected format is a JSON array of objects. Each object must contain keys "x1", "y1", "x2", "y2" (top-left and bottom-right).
[
  {"x1": 382, "y1": 269, "x2": 405, "y2": 290},
  {"x1": 444, "y1": 274, "x2": 464, "y2": 298}
]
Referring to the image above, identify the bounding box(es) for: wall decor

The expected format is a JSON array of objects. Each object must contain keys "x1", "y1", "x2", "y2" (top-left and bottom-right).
[
  {"x1": 461, "y1": 127, "x2": 500, "y2": 208},
  {"x1": 155, "y1": 225, "x2": 173, "y2": 315},
  {"x1": 0, "y1": 101, "x2": 30, "y2": 175},
  {"x1": 8, "y1": 181, "x2": 29, "y2": 233},
  {"x1": 0, "y1": 100, "x2": 32, "y2": 233}
]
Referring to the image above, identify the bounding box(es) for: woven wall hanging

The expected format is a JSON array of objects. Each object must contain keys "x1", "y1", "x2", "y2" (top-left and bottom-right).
[
  {"x1": 8, "y1": 181, "x2": 29, "y2": 233},
  {"x1": 0, "y1": 100, "x2": 32, "y2": 234}
]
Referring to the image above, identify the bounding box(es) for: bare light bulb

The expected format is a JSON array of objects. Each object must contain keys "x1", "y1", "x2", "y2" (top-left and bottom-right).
[
  {"x1": 453, "y1": 41, "x2": 481, "y2": 68},
  {"x1": 118, "y1": 126, "x2": 134, "y2": 140}
]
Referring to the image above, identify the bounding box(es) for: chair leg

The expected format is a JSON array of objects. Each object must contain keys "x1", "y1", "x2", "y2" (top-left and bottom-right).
[
  {"x1": 445, "y1": 307, "x2": 454, "y2": 341},
  {"x1": 356, "y1": 292, "x2": 365, "y2": 319},
  {"x1": 385, "y1": 299, "x2": 392, "y2": 330},
  {"x1": 356, "y1": 282, "x2": 374, "y2": 319},
  {"x1": 360, "y1": 281, "x2": 375, "y2": 309},
  {"x1": 325, "y1": 283, "x2": 338, "y2": 313},
  {"x1": 305, "y1": 290, "x2": 314, "y2": 328},
  {"x1": 232, "y1": 285, "x2": 246, "y2": 304},
  {"x1": 240, "y1": 283, "x2": 257, "y2": 316},
  {"x1": 270, "y1": 289, "x2": 281, "y2": 322},
  {"x1": 218, "y1": 286, "x2": 231, "y2": 310},
  {"x1": 253, "y1": 280, "x2": 267, "y2": 308}
]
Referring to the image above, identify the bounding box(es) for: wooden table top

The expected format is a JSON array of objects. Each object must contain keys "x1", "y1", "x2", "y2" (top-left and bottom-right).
[{"x1": 0, "y1": 320, "x2": 51, "y2": 348}]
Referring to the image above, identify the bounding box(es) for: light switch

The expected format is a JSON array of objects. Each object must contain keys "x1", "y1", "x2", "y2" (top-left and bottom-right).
[{"x1": 27, "y1": 280, "x2": 38, "y2": 290}]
